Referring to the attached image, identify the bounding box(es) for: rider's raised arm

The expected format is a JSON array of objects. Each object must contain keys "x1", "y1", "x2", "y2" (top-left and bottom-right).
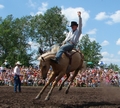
[
  {"x1": 78, "y1": 11, "x2": 82, "y2": 36},
  {"x1": 71, "y1": 11, "x2": 82, "y2": 45}
]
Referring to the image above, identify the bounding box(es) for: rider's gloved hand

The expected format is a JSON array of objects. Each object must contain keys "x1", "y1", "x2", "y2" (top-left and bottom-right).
[{"x1": 78, "y1": 11, "x2": 81, "y2": 17}]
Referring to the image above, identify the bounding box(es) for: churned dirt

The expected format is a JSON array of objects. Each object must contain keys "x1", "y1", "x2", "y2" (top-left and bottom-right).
[{"x1": 0, "y1": 86, "x2": 120, "y2": 108}]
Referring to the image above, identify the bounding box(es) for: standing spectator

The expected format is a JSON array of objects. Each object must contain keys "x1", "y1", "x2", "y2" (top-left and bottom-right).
[
  {"x1": 13, "y1": 61, "x2": 22, "y2": 93},
  {"x1": 3, "y1": 60, "x2": 9, "y2": 68}
]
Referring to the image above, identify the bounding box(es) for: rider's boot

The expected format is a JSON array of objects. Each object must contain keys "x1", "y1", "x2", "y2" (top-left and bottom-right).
[{"x1": 50, "y1": 58, "x2": 59, "y2": 64}]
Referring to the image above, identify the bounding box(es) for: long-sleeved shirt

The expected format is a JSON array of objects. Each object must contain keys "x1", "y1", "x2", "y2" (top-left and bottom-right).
[
  {"x1": 14, "y1": 66, "x2": 21, "y2": 75},
  {"x1": 64, "y1": 16, "x2": 82, "y2": 45}
]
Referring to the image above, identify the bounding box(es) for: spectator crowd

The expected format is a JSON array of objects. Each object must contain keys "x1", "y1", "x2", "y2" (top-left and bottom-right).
[{"x1": 0, "y1": 65, "x2": 120, "y2": 87}]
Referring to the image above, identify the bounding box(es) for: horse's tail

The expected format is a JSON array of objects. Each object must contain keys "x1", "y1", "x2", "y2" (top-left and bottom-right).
[{"x1": 78, "y1": 51, "x2": 86, "y2": 72}]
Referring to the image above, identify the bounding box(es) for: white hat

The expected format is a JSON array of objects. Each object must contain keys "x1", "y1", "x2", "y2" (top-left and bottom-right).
[{"x1": 16, "y1": 61, "x2": 22, "y2": 65}]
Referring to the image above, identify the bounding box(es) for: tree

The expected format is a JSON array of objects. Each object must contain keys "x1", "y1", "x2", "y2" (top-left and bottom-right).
[
  {"x1": 108, "y1": 63, "x2": 119, "y2": 71},
  {"x1": 0, "y1": 6, "x2": 69, "y2": 66},
  {"x1": 78, "y1": 34, "x2": 103, "y2": 66},
  {"x1": 32, "y1": 6, "x2": 68, "y2": 49},
  {"x1": 0, "y1": 15, "x2": 33, "y2": 66}
]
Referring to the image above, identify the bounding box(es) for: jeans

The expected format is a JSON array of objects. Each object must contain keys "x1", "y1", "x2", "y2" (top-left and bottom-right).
[
  {"x1": 14, "y1": 75, "x2": 21, "y2": 92},
  {"x1": 55, "y1": 43, "x2": 74, "y2": 60}
]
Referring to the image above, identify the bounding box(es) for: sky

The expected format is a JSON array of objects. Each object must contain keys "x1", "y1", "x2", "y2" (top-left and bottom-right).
[{"x1": 0, "y1": 0, "x2": 120, "y2": 67}]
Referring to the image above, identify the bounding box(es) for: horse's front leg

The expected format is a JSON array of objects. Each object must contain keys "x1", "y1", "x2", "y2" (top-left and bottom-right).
[
  {"x1": 45, "y1": 72, "x2": 65, "y2": 101},
  {"x1": 65, "y1": 69, "x2": 79, "y2": 94},
  {"x1": 59, "y1": 73, "x2": 70, "y2": 91},
  {"x1": 35, "y1": 73, "x2": 56, "y2": 100}
]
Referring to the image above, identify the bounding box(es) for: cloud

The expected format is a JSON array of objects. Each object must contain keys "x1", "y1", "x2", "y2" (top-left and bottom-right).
[
  {"x1": 28, "y1": 0, "x2": 37, "y2": 9},
  {"x1": 79, "y1": 33, "x2": 96, "y2": 42},
  {"x1": 87, "y1": 28, "x2": 97, "y2": 35},
  {"x1": 30, "y1": 2, "x2": 48, "y2": 16},
  {"x1": 101, "y1": 51, "x2": 109, "y2": 56},
  {"x1": 30, "y1": 4, "x2": 89, "y2": 26},
  {"x1": 101, "y1": 57, "x2": 120, "y2": 66},
  {"x1": 0, "y1": 4, "x2": 4, "y2": 9},
  {"x1": 95, "y1": 12, "x2": 109, "y2": 20},
  {"x1": 36, "y1": 2, "x2": 48, "y2": 15},
  {"x1": 105, "y1": 21, "x2": 113, "y2": 25},
  {"x1": 100, "y1": 52, "x2": 120, "y2": 66},
  {"x1": 101, "y1": 40, "x2": 109, "y2": 46},
  {"x1": 61, "y1": 6, "x2": 90, "y2": 27},
  {"x1": 101, "y1": 51, "x2": 114, "y2": 58},
  {"x1": 30, "y1": 12, "x2": 34, "y2": 16},
  {"x1": 110, "y1": 10, "x2": 120, "y2": 23},
  {"x1": 106, "y1": 10, "x2": 120, "y2": 25},
  {"x1": 118, "y1": 51, "x2": 120, "y2": 55},
  {"x1": 95, "y1": 10, "x2": 120, "y2": 25},
  {"x1": 116, "y1": 38, "x2": 120, "y2": 45}
]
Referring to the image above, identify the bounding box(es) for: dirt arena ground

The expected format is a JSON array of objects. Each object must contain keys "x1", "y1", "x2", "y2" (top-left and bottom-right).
[{"x1": 0, "y1": 86, "x2": 120, "y2": 108}]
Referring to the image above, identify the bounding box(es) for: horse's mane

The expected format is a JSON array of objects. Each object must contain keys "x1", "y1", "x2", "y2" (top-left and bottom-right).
[
  {"x1": 51, "y1": 44, "x2": 60, "y2": 53},
  {"x1": 37, "y1": 45, "x2": 60, "y2": 60}
]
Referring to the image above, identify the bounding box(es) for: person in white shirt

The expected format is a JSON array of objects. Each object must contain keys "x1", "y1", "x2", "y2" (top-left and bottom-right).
[
  {"x1": 50, "y1": 11, "x2": 82, "y2": 64},
  {"x1": 13, "y1": 61, "x2": 22, "y2": 93}
]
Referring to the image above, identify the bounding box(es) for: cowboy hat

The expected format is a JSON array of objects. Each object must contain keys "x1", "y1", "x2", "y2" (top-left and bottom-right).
[
  {"x1": 70, "y1": 21, "x2": 78, "y2": 27},
  {"x1": 16, "y1": 61, "x2": 22, "y2": 65}
]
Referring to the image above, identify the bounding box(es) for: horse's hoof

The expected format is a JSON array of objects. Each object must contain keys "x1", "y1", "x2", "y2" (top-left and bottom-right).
[
  {"x1": 65, "y1": 90, "x2": 69, "y2": 94},
  {"x1": 59, "y1": 87, "x2": 62, "y2": 91},
  {"x1": 45, "y1": 97, "x2": 49, "y2": 101},
  {"x1": 34, "y1": 97, "x2": 39, "y2": 100},
  {"x1": 35, "y1": 96, "x2": 40, "y2": 100}
]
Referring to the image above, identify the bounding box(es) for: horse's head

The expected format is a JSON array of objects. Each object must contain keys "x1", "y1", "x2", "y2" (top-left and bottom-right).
[
  {"x1": 37, "y1": 45, "x2": 59, "y2": 79},
  {"x1": 38, "y1": 56, "x2": 50, "y2": 80}
]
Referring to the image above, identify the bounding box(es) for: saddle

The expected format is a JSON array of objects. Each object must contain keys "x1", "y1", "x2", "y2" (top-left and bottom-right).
[
  {"x1": 64, "y1": 49, "x2": 84, "y2": 65},
  {"x1": 64, "y1": 49, "x2": 84, "y2": 73}
]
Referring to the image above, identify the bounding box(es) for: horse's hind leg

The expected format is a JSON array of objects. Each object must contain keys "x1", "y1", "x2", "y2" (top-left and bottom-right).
[
  {"x1": 35, "y1": 73, "x2": 56, "y2": 100},
  {"x1": 59, "y1": 73, "x2": 70, "y2": 91},
  {"x1": 45, "y1": 72, "x2": 65, "y2": 101},
  {"x1": 65, "y1": 69, "x2": 79, "y2": 94}
]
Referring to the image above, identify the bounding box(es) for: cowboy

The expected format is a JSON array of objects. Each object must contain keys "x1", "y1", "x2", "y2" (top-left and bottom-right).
[
  {"x1": 13, "y1": 61, "x2": 22, "y2": 93},
  {"x1": 50, "y1": 11, "x2": 82, "y2": 64}
]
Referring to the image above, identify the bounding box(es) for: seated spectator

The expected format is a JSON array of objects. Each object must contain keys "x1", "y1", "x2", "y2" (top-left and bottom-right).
[
  {"x1": 3, "y1": 60, "x2": 9, "y2": 68},
  {"x1": 33, "y1": 76, "x2": 38, "y2": 86},
  {"x1": 27, "y1": 76, "x2": 33, "y2": 86}
]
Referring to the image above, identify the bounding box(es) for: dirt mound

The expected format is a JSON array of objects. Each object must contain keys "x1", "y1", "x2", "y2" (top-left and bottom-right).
[{"x1": 0, "y1": 86, "x2": 120, "y2": 108}]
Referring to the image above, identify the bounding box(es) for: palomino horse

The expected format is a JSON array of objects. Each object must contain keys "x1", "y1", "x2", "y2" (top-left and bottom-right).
[{"x1": 35, "y1": 45, "x2": 85, "y2": 100}]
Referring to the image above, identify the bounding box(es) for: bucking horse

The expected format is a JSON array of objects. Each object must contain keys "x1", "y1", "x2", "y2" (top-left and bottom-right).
[{"x1": 35, "y1": 45, "x2": 86, "y2": 100}]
